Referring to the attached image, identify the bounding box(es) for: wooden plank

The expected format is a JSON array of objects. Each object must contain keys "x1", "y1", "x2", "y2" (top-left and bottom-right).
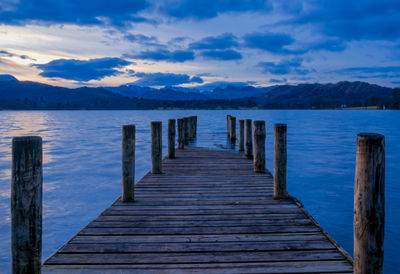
[
  {"x1": 45, "y1": 250, "x2": 344, "y2": 264},
  {"x1": 43, "y1": 146, "x2": 352, "y2": 273}
]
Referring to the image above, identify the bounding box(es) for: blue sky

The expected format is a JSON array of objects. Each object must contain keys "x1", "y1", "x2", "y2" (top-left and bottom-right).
[{"x1": 0, "y1": 0, "x2": 399, "y2": 88}]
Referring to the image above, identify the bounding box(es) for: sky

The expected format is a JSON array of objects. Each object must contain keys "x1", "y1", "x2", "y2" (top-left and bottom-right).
[{"x1": 0, "y1": 0, "x2": 399, "y2": 88}]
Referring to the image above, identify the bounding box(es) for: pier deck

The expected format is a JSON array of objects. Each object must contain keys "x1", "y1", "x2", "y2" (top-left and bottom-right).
[{"x1": 43, "y1": 146, "x2": 353, "y2": 273}]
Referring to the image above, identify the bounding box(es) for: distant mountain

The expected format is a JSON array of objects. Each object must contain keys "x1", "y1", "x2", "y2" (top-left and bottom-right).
[
  {"x1": 105, "y1": 84, "x2": 276, "y2": 100},
  {"x1": 106, "y1": 85, "x2": 208, "y2": 100},
  {"x1": 262, "y1": 81, "x2": 394, "y2": 109},
  {"x1": 0, "y1": 74, "x2": 17, "y2": 81},
  {"x1": 0, "y1": 75, "x2": 397, "y2": 110},
  {"x1": 209, "y1": 85, "x2": 276, "y2": 99}
]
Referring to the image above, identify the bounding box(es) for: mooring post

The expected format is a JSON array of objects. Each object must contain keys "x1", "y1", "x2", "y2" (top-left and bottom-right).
[
  {"x1": 354, "y1": 133, "x2": 385, "y2": 274},
  {"x1": 230, "y1": 116, "x2": 236, "y2": 143},
  {"x1": 245, "y1": 119, "x2": 253, "y2": 159},
  {"x1": 151, "y1": 121, "x2": 162, "y2": 174},
  {"x1": 168, "y1": 119, "x2": 176, "y2": 158},
  {"x1": 226, "y1": 115, "x2": 231, "y2": 138},
  {"x1": 122, "y1": 125, "x2": 135, "y2": 202},
  {"x1": 11, "y1": 136, "x2": 42, "y2": 274},
  {"x1": 274, "y1": 124, "x2": 287, "y2": 199},
  {"x1": 238, "y1": 120, "x2": 244, "y2": 152},
  {"x1": 193, "y1": 116, "x2": 198, "y2": 138},
  {"x1": 177, "y1": 118, "x2": 184, "y2": 149},
  {"x1": 253, "y1": 120, "x2": 266, "y2": 173},
  {"x1": 183, "y1": 117, "x2": 190, "y2": 145},
  {"x1": 189, "y1": 116, "x2": 195, "y2": 140}
]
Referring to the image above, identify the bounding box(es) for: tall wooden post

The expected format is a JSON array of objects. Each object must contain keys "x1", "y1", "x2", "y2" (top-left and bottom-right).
[
  {"x1": 354, "y1": 133, "x2": 385, "y2": 274},
  {"x1": 168, "y1": 119, "x2": 176, "y2": 158},
  {"x1": 238, "y1": 120, "x2": 244, "y2": 152},
  {"x1": 253, "y1": 120, "x2": 266, "y2": 173},
  {"x1": 122, "y1": 125, "x2": 135, "y2": 202},
  {"x1": 183, "y1": 117, "x2": 189, "y2": 145},
  {"x1": 193, "y1": 116, "x2": 197, "y2": 138},
  {"x1": 230, "y1": 116, "x2": 236, "y2": 143},
  {"x1": 245, "y1": 119, "x2": 253, "y2": 159},
  {"x1": 177, "y1": 118, "x2": 184, "y2": 149},
  {"x1": 11, "y1": 136, "x2": 42, "y2": 274},
  {"x1": 189, "y1": 116, "x2": 195, "y2": 140},
  {"x1": 274, "y1": 124, "x2": 287, "y2": 199},
  {"x1": 226, "y1": 115, "x2": 231, "y2": 138},
  {"x1": 151, "y1": 121, "x2": 162, "y2": 174}
]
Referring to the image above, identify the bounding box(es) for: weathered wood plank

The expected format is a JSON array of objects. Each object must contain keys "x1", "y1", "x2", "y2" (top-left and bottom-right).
[{"x1": 43, "y1": 146, "x2": 352, "y2": 273}]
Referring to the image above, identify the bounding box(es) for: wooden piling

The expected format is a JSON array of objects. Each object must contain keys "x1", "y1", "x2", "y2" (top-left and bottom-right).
[
  {"x1": 238, "y1": 120, "x2": 244, "y2": 152},
  {"x1": 226, "y1": 115, "x2": 231, "y2": 138},
  {"x1": 189, "y1": 116, "x2": 195, "y2": 140},
  {"x1": 253, "y1": 120, "x2": 266, "y2": 173},
  {"x1": 11, "y1": 136, "x2": 42, "y2": 274},
  {"x1": 193, "y1": 116, "x2": 197, "y2": 138},
  {"x1": 183, "y1": 117, "x2": 189, "y2": 145},
  {"x1": 168, "y1": 119, "x2": 176, "y2": 158},
  {"x1": 245, "y1": 119, "x2": 253, "y2": 159},
  {"x1": 177, "y1": 118, "x2": 184, "y2": 149},
  {"x1": 354, "y1": 133, "x2": 385, "y2": 274},
  {"x1": 151, "y1": 121, "x2": 162, "y2": 174},
  {"x1": 274, "y1": 124, "x2": 287, "y2": 199},
  {"x1": 230, "y1": 116, "x2": 236, "y2": 143},
  {"x1": 122, "y1": 125, "x2": 135, "y2": 202}
]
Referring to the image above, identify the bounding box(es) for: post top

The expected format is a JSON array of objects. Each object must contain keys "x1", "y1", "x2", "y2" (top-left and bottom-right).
[
  {"x1": 357, "y1": 133, "x2": 385, "y2": 140},
  {"x1": 12, "y1": 136, "x2": 42, "y2": 143},
  {"x1": 151, "y1": 121, "x2": 162, "y2": 124},
  {"x1": 274, "y1": 123, "x2": 287, "y2": 127},
  {"x1": 253, "y1": 120, "x2": 265, "y2": 125},
  {"x1": 123, "y1": 124, "x2": 135, "y2": 128}
]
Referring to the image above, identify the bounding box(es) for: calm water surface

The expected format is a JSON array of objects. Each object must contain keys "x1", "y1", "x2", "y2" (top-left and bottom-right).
[{"x1": 0, "y1": 110, "x2": 399, "y2": 273}]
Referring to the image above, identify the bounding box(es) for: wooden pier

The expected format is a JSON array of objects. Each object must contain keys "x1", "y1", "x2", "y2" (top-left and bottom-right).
[{"x1": 42, "y1": 146, "x2": 353, "y2": 273}]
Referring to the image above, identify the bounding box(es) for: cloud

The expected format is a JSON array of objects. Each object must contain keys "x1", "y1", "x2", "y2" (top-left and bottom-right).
[
  {"x1": 243, "y1": 32, "x2": 297, "y2": 54},
  {"x1": 125, "y1": 49, "x2": 195, "y2": 62},
  {"x1": 0, "y1": 50, "x2": 36, "y2": 61},
  {"x1": 269, "y1": 78, "x2": 287, "y2": 84},
  {"x1": 189, "y1": 33, "x2": 239, "y2": 50},
  {"x1": 33, "y1": 57, "x2": 131, "y2": 81},
  {"x1": 200, "y1": 49, "x2": 242, "y2": 60},
  {"x1": 132, "y1": 72, "x2": 203, "y2": 86},
  {"x1": 158, "y1": 0, "x2": 272, "y2": 20},
  {"x1": 123, "y1": 34, "x2": 159, "y2": 46},
  {"x1": 291, "y1": 0, "x2": 400, "y2": 40},
  {"x1": 334, "y1": 66, "x2": 400, "y2": 81},
  {"x1": 258, "y1": 58, "x2": 309, "y2": 75},
  {"x1": 0, "y1": 0, "x2": 151, "y2": 27}
]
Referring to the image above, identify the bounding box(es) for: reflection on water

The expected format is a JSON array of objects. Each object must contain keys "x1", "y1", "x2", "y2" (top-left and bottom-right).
[{"x1": 0, "y1": 110, "x2": 399, "y2": 273}]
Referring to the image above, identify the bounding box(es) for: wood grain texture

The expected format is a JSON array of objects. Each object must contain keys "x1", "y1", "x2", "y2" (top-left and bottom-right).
[
  {"x1": 122, "y1": 125, "x2": 135, "y2": 201},
  {"x1": 12, "y1": 136, "x2": 42, "y2": 274},
  {"x1": 354, "y1": 133, "x2": 385, "y2": 274},
  {"x1": 43, "y1": 146, "x2": 352, "y2": 273},
  {"x1": 274, "y1": 123, "x2": 287, "y2": 199}
]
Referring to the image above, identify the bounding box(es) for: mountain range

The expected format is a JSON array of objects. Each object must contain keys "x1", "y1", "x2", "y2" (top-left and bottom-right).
[{"x1": 0, "y1": 74, "x2": 398, "y2": 110}]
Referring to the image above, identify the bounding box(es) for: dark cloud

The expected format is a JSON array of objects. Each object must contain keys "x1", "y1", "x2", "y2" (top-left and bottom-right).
[
  {"x1": 0, "y1": 0, "x2": 151, "y2": 27},
  {"x1": 132, "y1": 72, "x2": 203, "y2": 86},
  {"x1": 258, "y1": 58, "x2": 309, "y2": 75},
  {"x1": 0, "y1": 50, "x2": 36, "y2": 61},
  {"x1": 292, "y1": 0, "x2": 400, "y2": 40},
  {"x1": 123, "y1": 34, "x2": 159, "y2": 46},
  {"x1": 158, "y1": 0, "x2": 272, "y2": 20},
  {"x1": 189, "y1": 33, "x2": 239, "y2": 50},
  {"x1": 201, "y1": 49, "x2": 242, "y2": 60},
  {"x1": 125, "y1": 49, "x2": 195, "y2": 62},
  {"x1": 243, "y1": 32, "x2": 296, "y2": 54},
  {"x1": 269, "y1": 78, "x2": 287, "y2": 83},
  {"x1": 33, "y1": 57, "x2": 131, "y2": 81},
  {"x1": 334, "y1": 66, "x2": 400, "y2": 81}
]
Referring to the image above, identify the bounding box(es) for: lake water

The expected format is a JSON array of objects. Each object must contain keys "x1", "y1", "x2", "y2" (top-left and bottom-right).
[{"x1": 0, "y1": 110, "x2": 399, "y2": 273}]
